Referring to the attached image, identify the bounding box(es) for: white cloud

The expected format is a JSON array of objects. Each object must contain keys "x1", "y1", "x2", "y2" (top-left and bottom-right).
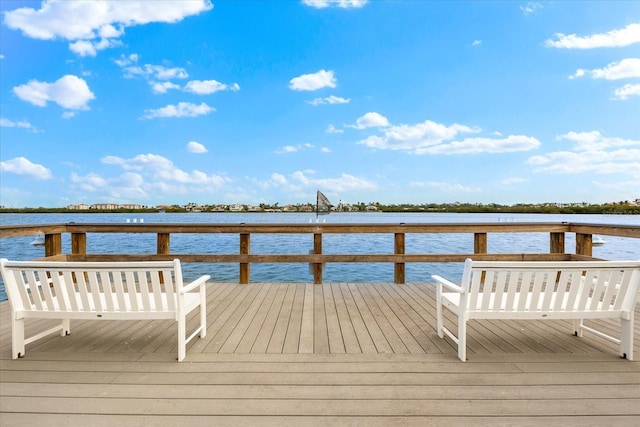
[
  {"x1": 276, "y1": 143, "x2": 314, "y2": 154},
  {"x1": 61, "y1": 111, "x2": 76, "y2": 119},
  {"x1": 4, "y1": 0, "x2": 213, "y2": 56},
  {"x1": 187, "y1": 141, "x2": 208, "y2": 153},
  {"x1": 326, "y1": 124, "x2": 344, "y2": 134},
  {"x1": 289, "y1": 69, "x2": 337, "y2": 91},
  {"x1": 612, "y1": 83, "x2": 640, "y2": 100},
  {"x1": 114, "y1": 53, "x2": 139, "y2": 67},
  {"x1": 472, "y1": 40, "x2": 482, "y2": 46},
  {"x1": 142, "y1": 102, "x2": 214, "y2": 119},
  {"x1": 255, "y1": 170, "x2": 376, "y2": 195},
  {"x1": 350, "y1": 112, "x2": 389, "y2": 129},
  {"x1": 271, "y1": 173, "x2": 288, "y2": 185},
  {"x1": 501, "y1": 177, "x2": 528, "y2": 185},
  {"x1": 71, "y1": 170, "x2": 149, "y2": 200},
  {"x1": 130, "y1": 64, "x2": 189, "y2": 80},
  {"x1": 151, "y1": 81, "x2": 181, "y2": 94},
  {"x1": 101, "y1": 153, "x2": 231, "y2": 188},
  {"x1": 291, "y1": 171, "x2": 377, "y2": 192},
  {"x1": 307, "y1": 95, "x2": 350, "y2": 105},
  {"x1": 116, "y1": 55, "x2": 241, "y2": 97},
  {"x1": 556, "y1": 131, "x2": 640, "y2": 151},
  {"x1": 569, "y1": 58, "x2": 640, "y2": 80},
  {"x1": 356, "y1": 118, "x2": 540, "y2": 155},
  {"x1": 0, "y1": 157, "x2": 53, "y2": 180},
  {"x1": 70, "y1": 172, "x2": 108, "y2": 192},
  {"x1": 115, "y1": 55, "x2": 189, "y2": 82},
  {"x1": 412, "y1": 181, "x2": 480, "y2": 194},
  {"x1": 527, "y1": 131, "x2": 640, "y2": 177},
  {"x1": 418, "y1": 135, "x2": 542, "y2": 155},
  {"x1": 13, "y1": 75, "x2": 95, "y2": 110},
  {"x1": 545, "y1": 23, "x2": 640, "y2": 49},
  {"x1": 184, "y1": 80, "x2": 240, "y2": 94},
  {"x1": 520, "y1": 2, "x2": 543, "y2": 15},
  {"x1": 0, "y1": 117, "x2": 39, "y2": 132},
  {"x1": 302, "y1": 0, "x2": 368, "y2": 8},
  {"x1": 69, "y1": 38, "x2": 121, "y2": 57}
]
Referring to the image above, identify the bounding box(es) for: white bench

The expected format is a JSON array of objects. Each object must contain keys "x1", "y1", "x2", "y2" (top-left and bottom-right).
[
  {"x1": 0, "y1": 258, "x2": 209, "y2": 361},
  {"x1": 432, "y1": 259, "x2": 640, "y2": 361}
]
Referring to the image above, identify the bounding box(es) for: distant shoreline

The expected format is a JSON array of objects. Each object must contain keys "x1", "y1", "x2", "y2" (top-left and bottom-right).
[{"x1": 1, "y1": 204, "x2": 639, "y2": 215}]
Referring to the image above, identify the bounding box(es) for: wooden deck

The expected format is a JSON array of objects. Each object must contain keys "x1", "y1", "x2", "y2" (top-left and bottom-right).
[{"x1": 1, "y1": 282, "x2": 639, "y2": 426}]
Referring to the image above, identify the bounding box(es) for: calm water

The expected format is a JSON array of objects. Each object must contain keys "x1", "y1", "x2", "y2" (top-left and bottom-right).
[{"x1": 1, "y1": 212, "x2": 639, "y2": 302}]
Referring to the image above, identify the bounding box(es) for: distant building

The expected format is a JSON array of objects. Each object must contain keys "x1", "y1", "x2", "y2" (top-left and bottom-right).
[
  {"x1": 68, "y1": 204, "x2": 90, "y2": 210},
  {"x1": 91, "y1": 203, "x2": 119, "y2": 210},
  {"x1": 120, "y1": 204, "x2": 142, "y2": 210}
]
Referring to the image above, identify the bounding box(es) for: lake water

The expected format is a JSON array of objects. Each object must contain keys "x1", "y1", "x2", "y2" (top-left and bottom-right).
[{"x1": 1, "y1": 212, "x2": 639, "y2": 302}]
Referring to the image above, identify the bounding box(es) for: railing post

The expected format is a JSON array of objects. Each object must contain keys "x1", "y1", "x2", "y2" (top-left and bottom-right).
[
  {"x1": 44, "y1": 233, "x2": 62, "y2": 258},
  {"x1": 550, "y1": 232, "x2": 565, "y2": 254},
  {"x1": 474, "y1": 233, "x2": 487, "y2": 255},
  {"x1": 575, "y1": 233, "x2": 592, "y2": 258},
  {"x1": 394, "y1": 232, "x2": 405, "y2": 284},
  {"x1": 71, "y1": 233, "x2": 87, "y2": 256},
  {"x1": 240, "y1": 232, "x2": 250, "y2": 284},
  {"x1": 313, "y1": 233, "x2": 323, "y2": 284},
  {"x1": 157, "y1": 233, "x2": 170, "y2": 255}
]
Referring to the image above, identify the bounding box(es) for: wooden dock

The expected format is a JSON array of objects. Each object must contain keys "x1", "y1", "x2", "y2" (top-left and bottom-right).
[{"x1": 1, "y1": 282, "x2": 639, "y2": 425}]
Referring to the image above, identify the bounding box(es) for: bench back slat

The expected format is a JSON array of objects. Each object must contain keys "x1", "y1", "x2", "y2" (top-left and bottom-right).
[
  {"x1": 113, "y1": 271, "x2": 127, "y2": 311},
  {"x1": 0, "y1": 260, "x2": 184, "y2": 315},
  {"x1": 461, "y1": 260, "x2": 640, "y2": 314},
  {"x1": 163, "y1": 268, "x2": 177, "y2": 312},
  {"x1": 125, "y1": 271, "x2": 139, "y2": 311}
]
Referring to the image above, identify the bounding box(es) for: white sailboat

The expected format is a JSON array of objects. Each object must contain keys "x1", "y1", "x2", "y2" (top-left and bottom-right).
[{"x1": 31, "y1": 234, "x2": 45, "y2": 246}]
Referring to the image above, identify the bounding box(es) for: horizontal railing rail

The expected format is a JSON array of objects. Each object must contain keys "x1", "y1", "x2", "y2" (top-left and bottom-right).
[{"x1": 1, "y1": 222, "x2": 638, "y2": 284}]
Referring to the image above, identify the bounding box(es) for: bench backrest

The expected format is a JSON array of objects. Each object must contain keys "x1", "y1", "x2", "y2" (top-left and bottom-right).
[
  {"x1": 0, "y1": 259, "x2": 185, "y2": 314},
  {"x1": 460, "y1": 259, "x2": 640, "y2": 314}
]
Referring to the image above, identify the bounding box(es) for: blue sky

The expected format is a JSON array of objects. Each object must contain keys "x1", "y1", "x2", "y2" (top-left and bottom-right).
[{"x1": 1, "y1": 0, "x2": 639, "y2": 208}]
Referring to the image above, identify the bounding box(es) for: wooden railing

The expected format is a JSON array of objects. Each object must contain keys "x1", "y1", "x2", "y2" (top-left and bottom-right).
[{"x1": 1, "y1": 222, "x2": 639, "y2": 284}]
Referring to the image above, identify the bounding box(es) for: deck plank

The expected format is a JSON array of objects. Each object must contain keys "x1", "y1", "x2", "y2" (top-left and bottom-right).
[{"x1": 1, "y1": 281, "x2": 639, "y2": 425}]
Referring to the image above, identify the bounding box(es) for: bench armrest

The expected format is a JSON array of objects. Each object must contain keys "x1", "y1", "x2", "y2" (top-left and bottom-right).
[
  {"x1": 182, "y1": 275, "x2": 210, "y2": 293},
  {"x1": 431, "y1": 275, "x2": 464, "y2": 293}
]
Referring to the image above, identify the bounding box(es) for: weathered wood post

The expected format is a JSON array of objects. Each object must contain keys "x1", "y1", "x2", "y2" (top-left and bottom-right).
[
  {"x1": 313, "y1": 233, "x2": 323, "y2": 284},
  {"x1": 474, "y1": 233, "x2": 487, "y2": 255},
  {"x1": 44, "y1": 233, "x2": 62, "y2": 258},
  {"x1": 240, "y1": 232, "x2": 250, "y2": 284},
  {"x1": 71, "y1": 233, "x2": 87, "y2": 258},
  {"x1": 550, "y1": 232, "x2": 565, "y2": 255},
  {"x1": 394, "y1": 232, "x2": 405, "y2": 284},
  {"x1": 575, "y1": 233, "x2": 593, "y2": 258},
  {"x1": 157, "y1": 233, "x2": 170, "y2": 256}
]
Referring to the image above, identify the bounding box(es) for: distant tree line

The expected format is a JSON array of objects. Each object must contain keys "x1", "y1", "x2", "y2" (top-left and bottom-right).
[{"x1": 1, "y1": 202, "x2": 639, "y2": 215}]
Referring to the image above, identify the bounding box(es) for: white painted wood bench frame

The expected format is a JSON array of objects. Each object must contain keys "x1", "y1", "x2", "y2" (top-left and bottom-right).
[
  {"x1": 0, "y1": 258, "x2": 209, "y2": 361},
  {"x1": 432, "y1": 259, "x2": 640, "y2": 362}
]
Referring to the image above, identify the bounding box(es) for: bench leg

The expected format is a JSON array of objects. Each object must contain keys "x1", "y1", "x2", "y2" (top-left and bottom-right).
[
  {"x1": 436, "y1": 285, "x2": 444, "y2": 338},
  {"x1": 61, "y1": 319, "x2": 71, "y2": 336},
  {"x1": 621, "y1": 314, "x2": 634, "y2": 360},
  {"x1": 573, "y1": 319, "x2": 584, "y2": 337},
  {"x1": 458, "y1": 315, "x2": 467, "y2": 362},
  {"x1": 12, "y1": 316, "x2": 25, "y2": 359},
  {"x1": 200, "y1": 288, "x2": 207, "y2": 338},
  {"x1": 178, "y1": 315, "x2": 186, "y2": 362}
]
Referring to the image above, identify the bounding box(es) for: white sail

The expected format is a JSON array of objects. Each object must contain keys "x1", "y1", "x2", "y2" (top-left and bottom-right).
[{"x1": 316, "y1": 191, "x2": 333, "y2": 216}]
